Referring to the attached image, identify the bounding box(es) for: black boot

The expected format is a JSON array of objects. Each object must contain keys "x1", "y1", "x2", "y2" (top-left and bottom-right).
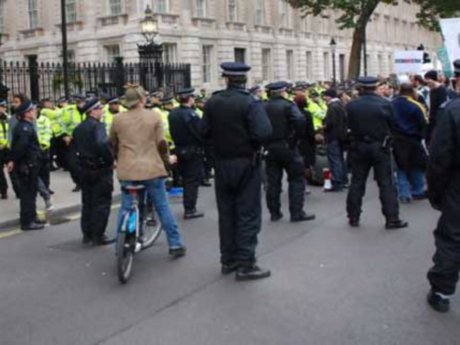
[
  {"x1": 184, "y1": 209, "x2": 204, "y2": 220},
  {"x1": 169, "y1": 246, "x2": 187, "y2": 259},
  {"x1": 235, "y1": 265, "x2": 271, "y2": 281},
  {"x1": 385, "y1": 219, "x2": 409, "y2": 230},
  {"x1": 427, "y1": 290, "x2": 450, "y2": 313},
  {"x1": 92, "y1": 234, "x2": 115, "y2": 246},
  {"x1": 21, "y1": 222, "x2": 45, "y2": 231},
  {"x1": 349, "y1": 218, "x2": 360, "y2": 227},
  {"x1": 291, "y1": 212, "x2": 316, "y2": 223},
  {"x1": 270, "y1": 212, "x2": 283, "y2": 222},
  {"x1": 221, "y1": 263, "x2": 238, "y2": 275}
]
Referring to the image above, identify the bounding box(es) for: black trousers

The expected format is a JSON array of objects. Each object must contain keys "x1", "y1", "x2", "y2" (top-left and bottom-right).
[
  {"x1": 177, "y1": 151, "x2": 203, "y2": 212},
  {"x1": 17, "y1": 165, "x2": 39, "y2": 226},
  {"x1": 38, "y1": 149, "x2": 50, "y2": 189},
  {"x1": 427, "y1": 176, "x2": 460, "y2": 295},
  {"x1": 265, "y1": 147, "x2": 305, "y2": 218},
  {"x1": 214, "y1": 158, "x2": 262, "y2": 267},
  {"x1": 66, "y1": 143, "x2": 81, "y2": 186},
  {"x1": 346, "y1": 142, "x2": 399, "y2": 221},
  {"x1": 0, "y1": 149, "x2": 8, "y2": 194},
  {"x1": 80, "y1": 168, "x2": 113, "y2": 240}
]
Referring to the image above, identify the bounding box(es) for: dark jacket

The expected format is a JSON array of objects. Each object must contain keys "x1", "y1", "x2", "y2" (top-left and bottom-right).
[
  {"x1": 427, "y1": 85, "x2": 448, "y2": 143},
  {"x1": 392, "y1": 96, "x2": 428, "y2": 171},
  {"x1": 10, "y1": 119, "x2": 41, "y2": 167},
  {"x1": 324, "y1": 99, "x2": 347, "y2": 143},
  {"x1": 427, "y1": 97, "x2": 460, "y2": 210},
  {"x1": 168, "y1": 105, "x2": 203, "y2": 148},
  {"x1": 202, "y1": 85, "x2": 272, "y2": 159}
]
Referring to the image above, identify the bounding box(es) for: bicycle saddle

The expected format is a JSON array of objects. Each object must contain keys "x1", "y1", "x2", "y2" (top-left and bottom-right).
[{"x1": 122, "y1": 185, "x2": 146, "y2": 192}]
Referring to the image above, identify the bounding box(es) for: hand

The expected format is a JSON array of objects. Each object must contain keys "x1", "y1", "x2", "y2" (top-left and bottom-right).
[
  {"x1": 169, "y1": 155, "x2": 178, "y2": 165},
  {"x1": 6, "y1": 161, "x2": 14, "y2": 173},
  {"x1": 63, "y1": 136, "x2": 72, "y2": 146}
]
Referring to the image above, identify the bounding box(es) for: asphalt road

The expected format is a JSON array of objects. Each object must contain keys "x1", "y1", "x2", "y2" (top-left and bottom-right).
[{"x1": 0, "y1": 182, "x2": 458, "y2": 345}]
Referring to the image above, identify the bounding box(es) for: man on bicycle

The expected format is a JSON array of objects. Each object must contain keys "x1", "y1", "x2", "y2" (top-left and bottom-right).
[{"x1": 110, "y1": 85, "x2": 186, "y2": 258}]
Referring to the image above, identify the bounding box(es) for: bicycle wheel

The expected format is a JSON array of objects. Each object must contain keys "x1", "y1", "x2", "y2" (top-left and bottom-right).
[
  {"x1": 117, "y1": 231, "x2": 135, "y2": 284},
  {"x1": 141, "y1": 209, "x2": 163, "y2": 249}
]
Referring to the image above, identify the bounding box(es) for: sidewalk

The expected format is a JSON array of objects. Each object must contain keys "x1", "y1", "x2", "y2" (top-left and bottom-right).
[{"x1": 0, "y1": 170, "x2": 120, "y2": 230}]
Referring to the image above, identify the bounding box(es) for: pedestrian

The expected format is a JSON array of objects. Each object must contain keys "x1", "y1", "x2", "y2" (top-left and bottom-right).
[
  {"x1": 294, "y1": 94, "x2": 316, "y2": 182},
  {"x1": 323, "y1": 88, "x2": 348, "y2": 192},
  {"x1": 168, "y1": 88, "x2": 205, "y2": 220},
  {"x1": 424, "y1": 70, "x2": 448, "y2": 145},
  {"x1": 0, "y1": 100, "x2": 13, "y2": 199},
  {"x1": 426, "y1": 59, "x2": 460, "y2": 313},
  {"x1": 391, "y1": 83, "x2": 428, "y2": 203},
  {"x1": 73, "y1": 98, "x2": 114, "y2": 246},
  {"x1": 264, "y1": 81, "x2": 315, "y2": 222},
  {"x1": 110, "y1": 84, "x2": 186, "y2": 258},
  {"x1": 346, "y1": 76, "x2": 408, "y2": 229},
  {"x1": 202, "y1": 62, "x2": 272, "y2": 280},
  {"x1": 7, "y1": 100, "x2": 45, "y2": 231}
]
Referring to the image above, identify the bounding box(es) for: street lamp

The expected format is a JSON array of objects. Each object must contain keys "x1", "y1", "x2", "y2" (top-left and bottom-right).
[
  {"x1": 60, "y1": 0, "x2": 70, "y2": 99},
  {"x1": 138, "y1": 5, "x2": 163, "y2": 64},
  {"x1": 330, "y1": 38, "x2": 337, "y2": 86},
  {"x1": 141, "y1": 5, "x2": 158, "y2": 44}
]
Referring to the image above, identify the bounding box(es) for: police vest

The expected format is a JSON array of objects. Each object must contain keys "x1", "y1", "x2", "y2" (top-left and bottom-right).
[
  {"x1": 0, "y1": 114, "x2": 9, "y2": 149},
  {"x1": 62, "y1": 104, "x2": 86, "y2": 136},
  {"x1": 41, "y1": 108, "x2": 65, "y2": 137},
  {"x1": 308, "y1": 101, "x2": 326, "y2": 130},
  {"x1": 102, "y1": 104, "x2": 127, "y2": 134},
  {"x1": 37, "y1": 115, "x2": 52, "y2": 150}
]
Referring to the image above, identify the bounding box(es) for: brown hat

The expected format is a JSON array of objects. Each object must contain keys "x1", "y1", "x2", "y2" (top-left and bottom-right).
[{"x1": 122, "y1": 84, "x2": 146, "y2": 108}]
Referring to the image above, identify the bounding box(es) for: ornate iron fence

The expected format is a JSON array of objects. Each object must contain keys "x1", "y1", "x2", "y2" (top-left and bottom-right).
[{"x1": 0, "y1": 57, "x2": 191, "y2": 102}]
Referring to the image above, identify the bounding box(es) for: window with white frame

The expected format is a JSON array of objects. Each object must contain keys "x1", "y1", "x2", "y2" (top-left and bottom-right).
[
  {"x1": 28, "y1": 0, "x2": 39, "y2": 29},
  {"x1": 155, "y1": 0, "x2": 169, "y2": 14},
  {"x1": 262, "y1": 48, "x2": 272, "y2": 81},
  {"x1": 227, "y1": 0, "x2": 237, "y2": 22},
  {"x1": 255, "y1": 0, "x2": 265, "y2": 26},
  {"x1": 306, "y1": 51, "x2": 313, "y2": 80},
  {"x1": 323, "y1": 52, "x2": 330, "y2": 80},
  {"x1": 279, "y1": 0, "x2": 291, "y2": 28},
  {"x1": 105, "y1": 44, "x2": 120, "y2": 62},
  {"x1": 196, "y1": 0, "x2": 208, "y2": 18},
  {"x1": 286, "y1": 50, "x2": 294, "y2": 81},
  {"x1": 202, "y1": 45, "x2": 213, "y2": 83},
  {"x1": 163, "y1": 43, "x2": 178, "y2": 63},
  {"x1": 0, "y1": 0, "x2": 5, "y2": 33},
  {"x1": 66, "y1": 0, "x2": 77, "y2": 23},
  {"x1": 109, "y1": 0, "x2": 123, "y2": 15}
]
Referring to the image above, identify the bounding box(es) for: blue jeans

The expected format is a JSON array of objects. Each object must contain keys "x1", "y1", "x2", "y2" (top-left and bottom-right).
[
  {"x1": 397, "y1": 169, "x2": 425, "y2": 200},
  {"x1": 327, "y1": 140, "x2": 346, "y2": 190},
  {"x1": 117, "y1": 178, "x2": 183, "y2": 249}
]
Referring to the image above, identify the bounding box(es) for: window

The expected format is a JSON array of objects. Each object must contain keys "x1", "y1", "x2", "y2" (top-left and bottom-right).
[
  {"x1": 163, "y1": 43, "x2": 177, "y2": 64},
  {"x1": 262, "y1": 48, "x2": 271, "y2": 81},
  {"x1": 286, "y1": 50, "x2": 294, "y2": 81},
  {"x1": 323, "y1": 52, "x2": 330, "y2": 80},
  {"x1": 202, "y1": 45, "x2": 213, "y2": 83},
  {"x1": 0, "y1": 0, "x2": 5, "y2": 32},
  {"x1": 105, "y1": 44, "x2": 120, "y2": 62},
  {"x1": 279, "y1": 0, "x2": 290, "y2": 28},
  {"x1": 155, "y1": 0, "x2": 168, "y2": 14},
  {"x1": 109, "y1": 0, "x2": 122, "y2": 15},
  {"x1": 234, "y1": 48, "x2": 246, "y2": 64},
  {"x1": 306, "y1": 51, "x2": 313, "y2": 80},
  {"x1": 255, "y1": 0, "x2": 265, "y2": 26},
  {"x1": 28, "y1": 0, "x2": 39, "y2": 29},
  {"x1": 196, "y1": 0, "x2": 208, "y2": 18},
  {"x1": 227, "y1": 0, "x2": 237, "y2": 22},
  {"x1": 66, "y1": 0, "x2": 77, "y2": 23}
]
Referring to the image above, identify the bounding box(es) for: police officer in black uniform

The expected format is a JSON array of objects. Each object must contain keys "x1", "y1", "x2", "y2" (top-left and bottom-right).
[
  {"x1": 264, "y1": 81, "x2": 316, "y2": 222},
  {"x1": 346, "y1": 76, "x2": 408, "y2": 229},
  {"x1": 169, "y1": 88, "x2": 205, "y2": 220},
  {"x1": 8, "y1": 100, "x2": 44, "y2": 231},
  {"x1": 73, "y1": 98, "x2": 114, "y2": 246},
  {"x1": 203, "y1": 62, "x2": 273, "y2": 281},
  {"x1": 426, "y1": 59, "x2": 460, "y2": 313}
]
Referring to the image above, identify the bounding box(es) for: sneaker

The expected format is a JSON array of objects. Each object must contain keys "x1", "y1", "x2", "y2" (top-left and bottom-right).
[
  {"x1": 45, "y1": 198, "x2": 54, "y2": 211},
  {"x1": 21, "y1": 222, "x2": 45, "y2": 231},
  {"x1": 235, "y1": 265, "x2": 271, "y2": 281},
  {"x1": 427, "y1": 290, "x2": 450, "y2": 313},
  {"x1": 184, "y1": 210, "x2": 204, "y2": 220},
  {"x1": 169, "y1": 246, "x2": 187, "y2": 259}
]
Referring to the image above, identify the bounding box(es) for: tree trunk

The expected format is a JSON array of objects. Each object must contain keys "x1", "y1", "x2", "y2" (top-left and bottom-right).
[{"x1": 348, "y1": 25, "x2": 365, "y2": 79}]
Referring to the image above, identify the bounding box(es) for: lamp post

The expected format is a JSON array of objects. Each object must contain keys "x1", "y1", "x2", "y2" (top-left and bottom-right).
[
  {"x1": 330, "y1": 38, "x2": 337, "y2": 86},
  {"x1": 362, "y1": 26, "x2": 368, "y2": 76},
  {"x1": 138, "y1": 5, "x2": 163, "y2": 64},
  {"x1": 60, "y1": 0, "x2": 70, "y2": 99}
]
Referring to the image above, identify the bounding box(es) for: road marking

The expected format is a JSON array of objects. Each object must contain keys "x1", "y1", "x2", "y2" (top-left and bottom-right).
[{"x1": 0, "y1": 229, "x2": 22, "y2": 239}]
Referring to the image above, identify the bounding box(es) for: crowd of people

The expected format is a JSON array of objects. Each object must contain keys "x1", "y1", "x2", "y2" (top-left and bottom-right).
[{"x1": 1, "y1": 58, "x2": 460, "y2": 309}]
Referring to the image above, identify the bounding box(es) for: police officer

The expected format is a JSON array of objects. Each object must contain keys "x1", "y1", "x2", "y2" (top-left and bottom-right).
[
  {"x1": 36, "y1": 103, "x2": 54, "y2": 210},
  {"x1": 73, "y1": 98, "x2": 114, "y2": 246},
  {"x1": 346, "y1": 76, "x2": 408, "y2": 229},
  {"x1": 0, "y1": 100, "x2": 11, "y2": 199},
  {"x1": 426, "y1": 59, "x2": 460, "y2": 313},
  {"x1": 264, "y1": 81, "x2": 315, "y2": 223},
  {"x1": 202, "y1": 62, "x2": 272, "y2": 281},
  {"x1": 7, "y1": 100, "x2": 44, "y2": 231},
  {"x1": 169, "y1": 88, "x2": 205, "y2": 220}
]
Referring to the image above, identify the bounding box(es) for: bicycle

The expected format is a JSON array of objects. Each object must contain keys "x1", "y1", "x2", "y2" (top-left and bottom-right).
[{"x1": 116, "y1": 184, "x2": 163, "y2": 284}]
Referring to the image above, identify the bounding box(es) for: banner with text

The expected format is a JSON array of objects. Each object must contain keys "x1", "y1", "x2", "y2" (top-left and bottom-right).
[
  {"x1": 394, "y1": 51, "x2": 424, "y2": 74},
  {"x1": 440, "y1": 18, "x2": 460, "y2": 69}
]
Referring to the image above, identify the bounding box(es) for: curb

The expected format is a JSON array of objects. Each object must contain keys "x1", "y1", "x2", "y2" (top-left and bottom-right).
[{"x1": 0, "y1": 194, "x2": 122, "y2": 232}]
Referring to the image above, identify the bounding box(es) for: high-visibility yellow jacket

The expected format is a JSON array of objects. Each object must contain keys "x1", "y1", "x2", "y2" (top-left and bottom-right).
[
  {"x1": 0, "y1": 113, "x2": 9, "y2": 150},
  {"x1": 37, "y1": 115, "x2": 53, "y2": 151},
  {"x1": 308, "y1": 101, "x2": 327, "y2": 131},
  {"x1": 61, "y1": 104, "x2": 85, "y2": 137},
  {"x1": 41, "y1": 108, "x2": 66, "y2": 138},
  {"x1": 102, "y1": 104, "x2": 127, "y2": 134},
  {"x1": 158, "y1": 108, "x2": 174, "y2": 149}
]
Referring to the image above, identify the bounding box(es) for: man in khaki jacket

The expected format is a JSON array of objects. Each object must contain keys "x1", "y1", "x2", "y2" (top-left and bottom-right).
[{"x1": 110, "y1": 85, "x2": 186, "y2": 258}]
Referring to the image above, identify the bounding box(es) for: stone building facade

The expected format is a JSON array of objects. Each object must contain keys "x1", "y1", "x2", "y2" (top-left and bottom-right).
[{"x1": 0, "y1": 0, "x2": 441, "y2": 89}]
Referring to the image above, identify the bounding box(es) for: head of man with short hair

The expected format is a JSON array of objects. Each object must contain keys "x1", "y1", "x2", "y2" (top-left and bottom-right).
[
  {"x1": 424, "y1": 70, "x2": 441, "y2": 89},
  {"x1": 399, "y1": 83, "x2": 417, "y2": 99},
  {"x1": 122, "y1": 84, "x2": 146, "y2": 110}
]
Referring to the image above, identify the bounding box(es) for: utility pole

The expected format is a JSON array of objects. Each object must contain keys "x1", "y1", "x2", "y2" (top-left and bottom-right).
[{"x1": 61, "y1": 0, "x2": 70, "y2": 99}]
